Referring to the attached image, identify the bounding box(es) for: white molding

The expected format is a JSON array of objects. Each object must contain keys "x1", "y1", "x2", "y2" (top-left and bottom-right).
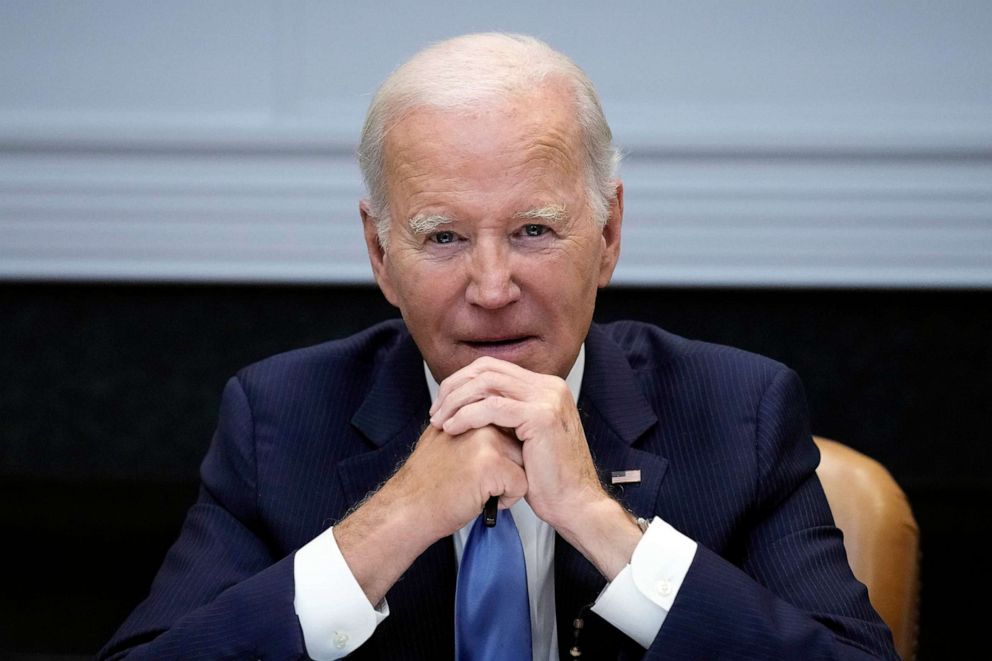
[
  {"x1": 4, "y1": 103, "x2": 992, "y2": 154},
  {"x1": 2, "y1": 108, "x2": 991, "y2": 288}
]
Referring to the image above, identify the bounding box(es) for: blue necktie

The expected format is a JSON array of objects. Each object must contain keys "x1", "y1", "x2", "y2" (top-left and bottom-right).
[{"x1": 455, "y1": 509, "x2": 532, "y2": 660}]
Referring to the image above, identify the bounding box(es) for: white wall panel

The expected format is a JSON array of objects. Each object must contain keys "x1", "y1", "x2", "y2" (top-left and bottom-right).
[{"x1": 1, "y1": 1, "x2": 990, "y2": 287}]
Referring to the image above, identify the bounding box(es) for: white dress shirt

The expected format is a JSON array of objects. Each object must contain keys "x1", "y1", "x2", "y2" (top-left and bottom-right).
[{"x1": 294, "y1": 345, "x2": 698, "y2": 659}]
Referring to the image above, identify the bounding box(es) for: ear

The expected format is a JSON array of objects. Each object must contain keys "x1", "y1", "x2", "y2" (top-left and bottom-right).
[
  {"x1": 360, "y1": 200, "x2": 400, "y2": 307},
  {"x1": 597, "y1": 181, "x2": 624, "y2": 287}
]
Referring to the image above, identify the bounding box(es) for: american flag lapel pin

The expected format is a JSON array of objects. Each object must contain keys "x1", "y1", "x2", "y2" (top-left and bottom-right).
[{"x1": 610, "y1": 469, "x2": 641, "y2": 485}]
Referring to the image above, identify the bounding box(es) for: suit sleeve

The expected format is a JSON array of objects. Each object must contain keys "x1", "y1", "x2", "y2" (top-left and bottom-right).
[
  {"x1": 643, "y1": 368, "x2": 899, "y2": 660},
  {"x1": 97, "y1": 376, "x2": 309, "y2": 660}
]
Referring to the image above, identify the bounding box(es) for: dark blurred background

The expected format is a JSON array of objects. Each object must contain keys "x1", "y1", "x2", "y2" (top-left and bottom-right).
[{"x1": 2, "y1": 283, "x2": 989, "y2": 658}]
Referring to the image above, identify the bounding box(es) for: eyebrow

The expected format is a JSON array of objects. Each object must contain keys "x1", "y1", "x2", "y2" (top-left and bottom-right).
[
  {"x1": 408, "y1": 214, "x2": 454, "y2": 235},
  {"x1": 407, "y1": 204, "x2": 568, "y2": 235},
  {"x1": 513, "y1": 204, "x2": 568, "y2": 224}
]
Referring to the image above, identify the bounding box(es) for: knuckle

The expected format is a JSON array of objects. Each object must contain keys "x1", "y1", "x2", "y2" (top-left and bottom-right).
[
  {"x1": 534, "y1": 400, "x2": 556, "y2": 423},
  {"x1": 474, "y1": 355, "x2": 497, "y2": 371},
  {"x1": 480, "y1": 372, "x2": 499, "y2": 392}
]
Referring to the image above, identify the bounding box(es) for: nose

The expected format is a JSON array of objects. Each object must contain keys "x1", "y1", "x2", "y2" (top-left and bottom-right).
[{"x1": 465, "y1": 239, "x2": 521, "y2": 309}]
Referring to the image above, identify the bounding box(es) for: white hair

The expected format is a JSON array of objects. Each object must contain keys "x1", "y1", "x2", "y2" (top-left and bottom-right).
[{"x1": 357, "y1": 32, "x2": 621, "y2": 248}]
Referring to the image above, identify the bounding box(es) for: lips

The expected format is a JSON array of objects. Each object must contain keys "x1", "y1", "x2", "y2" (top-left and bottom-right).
[
  {"x1": 453, "y1": 335, "x2": 542, "y2": 370},
  {"x1": 464, "y1": 336, "x2": 530, "y2": 348},
  {"x1": 460, "y1": 336, "x2": 538, "y2": 360}
]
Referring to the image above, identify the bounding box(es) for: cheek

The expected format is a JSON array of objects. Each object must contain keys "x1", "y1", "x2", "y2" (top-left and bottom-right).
[
  {"x1": 390, "y1": 262, "x2": 462, "y2": 323},
  {"x1": 542, "y1": 247, "x2": 601, "y2": 298}
]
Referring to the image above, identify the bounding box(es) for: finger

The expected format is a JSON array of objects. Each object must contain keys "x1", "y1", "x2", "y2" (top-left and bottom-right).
[
  {"x1": 465, "y1": 425, "x2": 523, "y2": 470},
  {"x1": 495, "y1": 427, "x2": 524, "y2": 466},
  {"x1": 431, "y1": 356, "x2": 540, "y2": 415},
  {"x1": 442, "y1": 397, "x2": 530, "y2": 436},
  {"x1": 495, "y1": 461, "x2": 528, "y2": 510},
  {"x1": 471, "y1": 427, "x2": 527, "y2": 511},
  {"x1": 456, "y1": 425, "x2": 523, "y2": 466},
  {"x1": 430, "y1": 371, "x2": 531, "y2": 428}
]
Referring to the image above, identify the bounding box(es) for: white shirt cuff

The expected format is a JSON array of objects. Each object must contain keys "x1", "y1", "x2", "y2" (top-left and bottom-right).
[
  {"x1": 294, "y1": 526, "x2": 389, "y2": 660},
  {"x1": 590, "y1": 517, "x2": 697, "y2": 648}
]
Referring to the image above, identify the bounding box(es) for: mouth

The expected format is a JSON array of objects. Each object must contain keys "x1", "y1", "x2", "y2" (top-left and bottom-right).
[
  {"x1": 464, "y1": 336, "x2": 532, "y2": 348},
  {"x1": 461, "y1": 336, "x2": 539, "y2": 358}
]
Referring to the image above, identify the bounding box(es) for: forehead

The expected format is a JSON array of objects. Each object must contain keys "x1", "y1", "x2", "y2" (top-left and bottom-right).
[{"x1": 382, "y1": 83, "x2": 586, "y2": 213}]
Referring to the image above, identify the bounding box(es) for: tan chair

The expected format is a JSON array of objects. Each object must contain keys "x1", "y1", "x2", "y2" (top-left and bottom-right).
[{"x1": 814, "y1": 436, "x2": 920, "y2": 660}]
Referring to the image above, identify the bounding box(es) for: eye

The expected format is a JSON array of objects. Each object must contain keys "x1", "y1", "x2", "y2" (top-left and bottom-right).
[
  {"x1": 430, "y1": 230, "x2": 457, "y2": 245},
  {"x1": 522, "y1": 224, "x2": 548, "y2": 237}
]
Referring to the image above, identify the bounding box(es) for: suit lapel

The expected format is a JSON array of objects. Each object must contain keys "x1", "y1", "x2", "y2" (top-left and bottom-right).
[
  {"x1": 339, "y1": 330, "x2": 430, "y2": 500},
  {"x1": 580, "y1": 323, "x2": 669, "y2": 518},
  {"x1": 555, "y1": 323, "x2": 671, "y2": 659}
]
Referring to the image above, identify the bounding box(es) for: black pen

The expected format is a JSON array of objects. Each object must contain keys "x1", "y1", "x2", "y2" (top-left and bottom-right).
[{"x1": 483, "y1": 495, "x2": 498, "y2": 527}]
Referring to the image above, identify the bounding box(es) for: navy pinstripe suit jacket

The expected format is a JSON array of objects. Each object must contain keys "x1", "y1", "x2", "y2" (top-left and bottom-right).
[{"x1": 100, "y1": 319, "x2": 897, "y2": 660}]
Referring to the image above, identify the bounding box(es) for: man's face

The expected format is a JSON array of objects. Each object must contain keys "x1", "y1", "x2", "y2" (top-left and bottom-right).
[{"x1": 362, "y1": 81, "x2": 622, "y2": 382}]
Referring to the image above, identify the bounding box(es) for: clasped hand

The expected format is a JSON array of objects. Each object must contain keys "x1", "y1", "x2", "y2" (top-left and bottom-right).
[
  {"x1": 423, "y1": 356, "x2": 603, "y2": 534},
  {"x1": 336, "y1": 357, "x2": 641, "y2": 604}
]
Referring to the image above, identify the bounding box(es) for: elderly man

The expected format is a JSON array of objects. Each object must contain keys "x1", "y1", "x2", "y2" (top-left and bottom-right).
[{"x1": 101, "y1": 34, "x2": 897, "y2": 660}]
